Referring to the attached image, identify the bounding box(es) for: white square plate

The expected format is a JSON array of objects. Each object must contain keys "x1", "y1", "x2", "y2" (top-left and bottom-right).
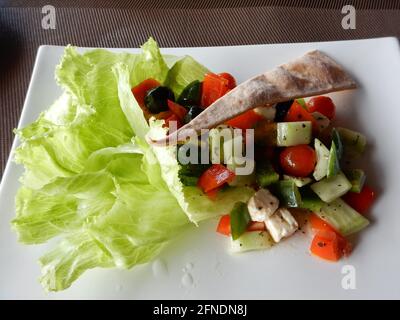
[{"x1": 1, "y1": 38, "x2": 400, "y2": 299}]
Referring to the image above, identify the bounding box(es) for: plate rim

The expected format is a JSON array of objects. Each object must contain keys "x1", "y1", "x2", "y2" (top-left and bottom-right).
[{"x1": 1, "y1": 36, "x2": 400, "y2": 299}]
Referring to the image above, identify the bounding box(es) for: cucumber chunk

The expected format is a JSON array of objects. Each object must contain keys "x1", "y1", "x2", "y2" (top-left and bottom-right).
[
  {"x1": 276, "y1": 121, "x2": 312, "y2": 147},
  {"x1": 223, "y1": 134, "x2": 244, "y2": 164},
  {"x1": 336, "y1": 127, "x2": 367, "y2": 158},
  {"x1": 315, "y1": 198, "x2": 369, "y2": 236},
  {"x1": 299, "y1": 187, "x2": 325, "y2": 212},
  {"x1": 332, "y1": 128, "x2": 343, "y2": 160},
  {"x1": 327, "y1": 141, "x2": 340, "y2": 178},
  {"x1": 311, "y1": 171, "x2": 352, "y2": 203},
  {"x1": 271, "y1": 180, "x2": 302, "y2": 207},
  {"x1": 283, "y1": 175, "x2": 312, "y2": 187},
  {"x1": 344, "y1": 169, "x2": 366, "y2": 193},
  {"x1": 256, "y1": 162, "x2": 279, "y2": 187},
  {"x1": 230, "y1": 231, "x2": 274, "y2": 253},
  {"x1": 230, "y1": 202, "x2": 251, "y2": 240},
  {"x1": 209, "y1": 125, "x2": 241, "y2": 164},
  {"x1": 313, "y1": 138, "x2": 330, "y2": 181}
]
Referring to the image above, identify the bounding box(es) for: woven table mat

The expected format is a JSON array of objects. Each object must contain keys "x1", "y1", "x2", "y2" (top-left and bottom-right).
[{"x1": 1, "y1": 0, "x2": 400, "y2": 178}]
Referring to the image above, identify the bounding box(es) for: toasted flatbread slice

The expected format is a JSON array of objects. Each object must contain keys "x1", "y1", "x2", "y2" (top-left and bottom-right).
[{"x1": 150, "y1": 50, "x2": 356, "y2": 145}]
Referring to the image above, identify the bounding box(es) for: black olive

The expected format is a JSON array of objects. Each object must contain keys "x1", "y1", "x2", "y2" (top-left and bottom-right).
[
  {"x1": 178, "y1": 80, "x2": 202, "y2": 107},
  {"x1": 144, "y1": 86, "x2": 175, "y2": 114},
  {"x1": 274, "y1": 100, "x2": 294, "y2": 122},
  {"x1": 184, "y1": 106, "x2": 203, "y2": 123}
]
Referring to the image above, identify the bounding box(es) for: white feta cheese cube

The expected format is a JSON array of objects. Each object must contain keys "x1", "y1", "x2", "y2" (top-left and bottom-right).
[
  {"x1": 247, "y1": 189, "x2": 279, "y2": 222},
  {"x1": 264, "y1": 208, "x2": 298, "y2": 242}
]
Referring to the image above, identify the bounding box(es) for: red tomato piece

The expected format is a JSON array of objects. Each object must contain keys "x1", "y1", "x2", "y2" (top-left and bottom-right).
[
  {"x1": 342, "y1": 185, "x2": 376, "y2": 214},
  {"x1": 131, "y1": 78, "x2": 161, "y2": 107},
  {"x1": 218, "y1": 72, "x2": 237, "y2": 89},
  {"x1": 225, "y1": 110, "x2": 264, "y2": 129},
  {"x1": 167, "y1": 100, "x2": 188, "y2": 121},
  {"x1": 197, "y1": 164, "x2": 235, "y2": 193},
  {"x1": 284, "y1": 100, "x2": 318, "y2": 131},
  {"x1": 216, "y1": 215, "x2": 231, "y2": 236},
  {"x1": 310, "y1": 230, "x2": 342, "y2": 262},
  {"x1": 201, "y1": 73, "x2": 230, "y2": 107},
  {"x1": 247, "y1": 221, "x2": 266, "y2": 232},
  {"x1": 309, "y1": 214, "x2": 352, "y2": 258},
  {"x1": 338, "y1": 235, "x2": 353, "y2": 257},
  {"x1": 307, "y1": 96, "x2": 336, "y2": 120},
  {"x1": 279, "y1": 145, "x2": 316, "y2": 177}
]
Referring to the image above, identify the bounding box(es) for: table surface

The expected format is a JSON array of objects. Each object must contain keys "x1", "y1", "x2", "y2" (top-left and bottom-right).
[{"x1": 1, "y1": 0, "x2": 400, "y2": 179}]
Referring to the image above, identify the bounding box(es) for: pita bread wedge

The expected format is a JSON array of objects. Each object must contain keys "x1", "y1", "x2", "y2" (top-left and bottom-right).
[{"x1": 150, "y1": 50, "x2": 356, "y2": 145}]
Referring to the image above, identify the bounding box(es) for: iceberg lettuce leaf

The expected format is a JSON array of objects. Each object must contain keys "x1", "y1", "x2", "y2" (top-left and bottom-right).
[
  {"x1": 165, "y1": 55, "x2": 209, "y2": 97},
  {"x1": 13, "y1": 140, "x2": 190, "y2": 291},
  {"x1": 12, "y1": 38, "x2": 247, "y2": 292}
]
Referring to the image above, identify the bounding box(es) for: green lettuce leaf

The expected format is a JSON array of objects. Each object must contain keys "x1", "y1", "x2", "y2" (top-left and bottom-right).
[
  {"x1": 14, "y1": 139, "x2": 190, "y2": 291},
  {"x1": 37, "y1": 149, "x2": 189, "y2": 291},
  {"x1": 14, "y1": 45, "x2": 138, "y2": 189},
  {"x1": 13, "y1": 39, "x2": 191, "y2": 292},
  {"x1": 129, "y1": 37, "x2": 170, "y2": 86},
  {"x1": 165, "y1": 55, "x2": 209, "y2": 96},
  {"x1": 12, "y1": 37, "x2": 251, "y2": 292}
]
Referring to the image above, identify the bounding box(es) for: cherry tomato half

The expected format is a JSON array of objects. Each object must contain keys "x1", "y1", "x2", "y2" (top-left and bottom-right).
[
  {"x1": 279, "y1": 145, "x2": 316, "y2": 177},
  {"x1": 307, "y1": 96, "x2": 336, "y2": 120},
  {"x1": 218, "y1": 72, "x2": 237, "y2": 89},
  {"x1": 342, "y1": 185, "x2": 376, "y2": 214}
]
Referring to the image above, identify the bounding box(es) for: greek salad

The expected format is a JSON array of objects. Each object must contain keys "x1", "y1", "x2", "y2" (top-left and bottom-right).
[
  {"x1": 133, "y1": 71, "x2": 375, "y2": 262},
  {"x1": 13, "y1": 38, "x2": 375, "y2": 292}
]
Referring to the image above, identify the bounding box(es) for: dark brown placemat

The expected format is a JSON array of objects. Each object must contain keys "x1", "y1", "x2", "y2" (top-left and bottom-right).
[{"x1": 1, "y1": 0, "x2": 400, "y2": 178}]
